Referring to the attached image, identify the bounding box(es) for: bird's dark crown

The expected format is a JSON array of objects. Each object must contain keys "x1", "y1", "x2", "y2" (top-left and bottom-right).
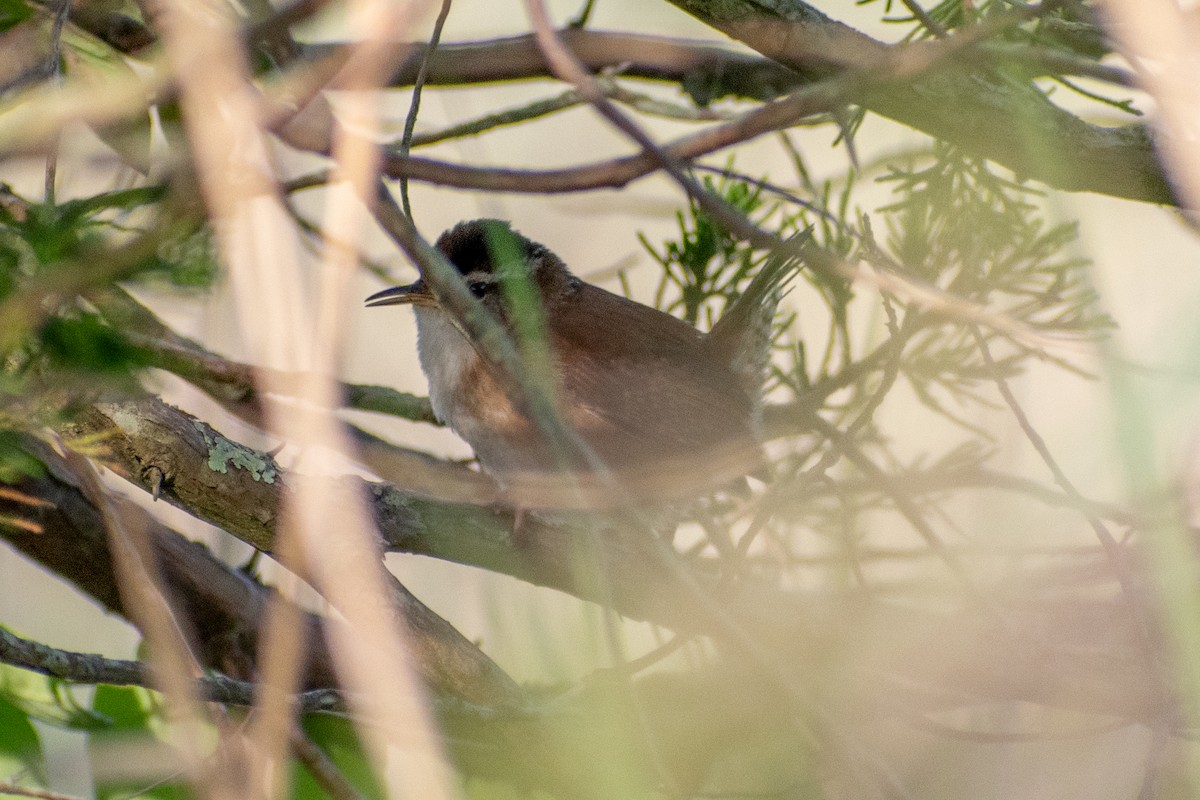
[
  {"x1": 436, "y1": 219, "x2": 555, "y2": 283},
  {"x1": 364, "y1": 219, "x2": 578, "y2": 309}
]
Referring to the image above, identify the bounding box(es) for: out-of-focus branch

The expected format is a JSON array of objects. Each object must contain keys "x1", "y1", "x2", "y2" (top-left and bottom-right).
[
  {"x1": 0, "y1": 625, "x2": 342, "y2": 711},
  {"x1": 0, "y1": 193, "x2": 200, "y2": 351},
  {"x1": 92, "y1": 288, "x2": 438, "y2": 426},
  {"x1": 56, "y1": 395, "x2": 1173, "y2": 724},
  {"x1": 58, "y1": 448, "x2": 216, "y2": 788},
  {"x1": 0, "y1": 456, "x2": 333, "y2": 687},
  {"x1": 0, "y1": 440, "x2": 520, "y2": 707},
  {"x1": 66, "y1": 6, "x2": 156, "y2": 52}
]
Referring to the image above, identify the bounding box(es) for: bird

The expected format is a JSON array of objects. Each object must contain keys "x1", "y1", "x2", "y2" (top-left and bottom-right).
[{"x1": 365, "y1": 219, "x2": 799, "y2": 509}]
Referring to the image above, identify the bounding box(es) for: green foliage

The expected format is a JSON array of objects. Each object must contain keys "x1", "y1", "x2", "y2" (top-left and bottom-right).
[
  {"x1": 875, "y1": 146, "x2": 1111, "y2": 412},
  {"x1": 771, "y1": 142, "x2": 1110, "y2": 423},
  {"x1": 641, "y1": 145, "x2": 1109, "y2": 586},
  {"x1": 0, "y1": 431, "x2": 42, "y2": 483},
  {"x1": 294, "y1": 714, "x2": 385, "y2": 800},
  {"x1": 0, "y1": 660, "x2": 104, "y2": 731},
  {"x1": 0, "y1": 185, "x2": 214, "y2": 477},
  {"x1": 0, "y1": 0, "x2": 31, "y2": 33},
  {"x1": 862, "y1": 0, "x2": 1102, "y2": 48},
  {"x1": 0, "y1": 186, "x2": 213, "y2": 295},
  {"x1": 91, "y1": 684, "x2": 154, "y2": 730},
  {"x1": 1, "y1": 679, "x2": 384, "y2": 800},
  {"x1": 38, "y1": 312, "x2": 149, "y2": 374},
  {"x1": 90, "y1": 685, "x2": 189, "y2": 800},
  {"x1": 146, "y1": 225, "x2": 218, "y2": 288},
  {"x1": 0, "y1": 659, "x2": 134, "y2": 791},
  {"x1": 640, "y1": 171, "x2": 807, "y2": 330},
  {"x1": 0, "y1": 695, "x2": 44, "y2": 786}
]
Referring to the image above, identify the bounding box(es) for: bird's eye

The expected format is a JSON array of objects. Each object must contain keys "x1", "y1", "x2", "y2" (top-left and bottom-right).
[{"x1": 468, "y1": 281, "x2": 490, "y2": 297}]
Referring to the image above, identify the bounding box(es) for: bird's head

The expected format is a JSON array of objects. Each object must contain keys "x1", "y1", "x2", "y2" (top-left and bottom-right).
[{"x1": 364, "y1": 219, "x2": 575, "y2": 326}]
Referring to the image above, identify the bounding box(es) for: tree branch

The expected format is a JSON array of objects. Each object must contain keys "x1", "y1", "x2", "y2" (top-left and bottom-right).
[
  {"x1": 53, "y1": 396, "x2": 1174, "y2": 724},
  {"x1": 0, "y1": 624, "x2": 342, "y2": 711},
  {"x1": 1, "y1": 438, "x2": 521, "y2": 706},
  {"x1": 0, "y1": 457, "x2": 883, "y2": 796},
  {"x1": 662, "y1": 0, "x2": 1169, "y2": 202}
]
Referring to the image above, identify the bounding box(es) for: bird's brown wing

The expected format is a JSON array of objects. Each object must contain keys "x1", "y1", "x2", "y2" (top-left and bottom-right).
[{"x1": 551, "y1": 282, "x2": 759, "y2": 472}]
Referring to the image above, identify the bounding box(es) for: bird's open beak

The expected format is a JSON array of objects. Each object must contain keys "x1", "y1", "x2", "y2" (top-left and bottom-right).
[{"x1": 364, "y1": 280, "x2": 436, "y2": 308}]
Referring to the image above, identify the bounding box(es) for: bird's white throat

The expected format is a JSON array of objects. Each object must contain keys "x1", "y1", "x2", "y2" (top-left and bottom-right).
[{"x1": 412, "y1": 306, "x2": 476, "y2": 427}]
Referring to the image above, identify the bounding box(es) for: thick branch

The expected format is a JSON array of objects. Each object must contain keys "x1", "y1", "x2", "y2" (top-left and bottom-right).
[
  {"x1": 3, "y1": 434, "x2": 520, "y2": 706},
  {"x1": 59, "y1": 396, "x2": 1173, "y2": 723},
  {"x1": 55, "y1": 2, "x2": 1170, "y2": 204},
  {"x1": 0, "y1": 472, "x2": 806, "y2": 796},
  {"x1": 380, "y1": 30, "x2": 801, "y2": 103},
  {"x1": 0, "y1": 461, "x2": 332, "y2": 685},
  {"x1": 662, "y1": 0, "x2": 1169, "y2": 203}
]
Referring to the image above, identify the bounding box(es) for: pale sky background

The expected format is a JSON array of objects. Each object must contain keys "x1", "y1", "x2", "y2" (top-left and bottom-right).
[{"x1": 3, "y1": 1, "x2": 1200, "y2": 795}]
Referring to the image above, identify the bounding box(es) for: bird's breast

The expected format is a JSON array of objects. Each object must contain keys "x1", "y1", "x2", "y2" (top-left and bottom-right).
[
  {"x1": 413, "y1": 307, "x2": 475, "y2": 425},
  {"x1": 413, "y1": 307, "x2": 532, "y2": 463}
]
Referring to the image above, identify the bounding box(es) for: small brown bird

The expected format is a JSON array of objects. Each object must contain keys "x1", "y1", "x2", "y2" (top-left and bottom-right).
[{"x1": 366, "y1": 219, "x2": 797, "y2": 508}]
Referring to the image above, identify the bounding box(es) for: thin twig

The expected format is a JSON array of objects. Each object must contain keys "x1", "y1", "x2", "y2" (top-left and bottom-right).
[
  {"x1": 0, "y1": 624, "x2": 343, "y2": 711},
  {"x1": 43, "y1": 0, "x2": 71, "y2": 205},
  {"x1": 899, "y1": 0, "x2": 948, "y2": 38},
  {"x1": 804, "y1": 413, "x2": 972, "y2": 588},
  {"x1": 398, "y1": 0, "x2": 453, "y2": 218},
  {"x1": 398, "y1": 76, "x2": 726, "y2": 149},
  {"x1": 290, "y1": 729, "x2": 369, "y2": 800},
  {"x1": 570, "y1": 0, "x2": 595, "y2": 28},
  {"x1": 0, "y1": 783, "x2": 83, "y2": 800},
  {"x1": 404, "y1": 90, "x2": 581, "y2": 147},
  {"x1": 970, "y1": 326, "x2": 1154, "y2": 653}
]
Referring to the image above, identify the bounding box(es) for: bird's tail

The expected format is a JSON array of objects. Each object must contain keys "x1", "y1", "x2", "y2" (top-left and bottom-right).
[{"x1": 706, "y1": 228, "x2": 811, "y2": 410}]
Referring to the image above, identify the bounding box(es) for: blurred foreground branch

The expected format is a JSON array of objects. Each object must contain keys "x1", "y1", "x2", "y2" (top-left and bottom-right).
[{"x1": 44, "y1": 396, "x2": 1171, "y2": 727}]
